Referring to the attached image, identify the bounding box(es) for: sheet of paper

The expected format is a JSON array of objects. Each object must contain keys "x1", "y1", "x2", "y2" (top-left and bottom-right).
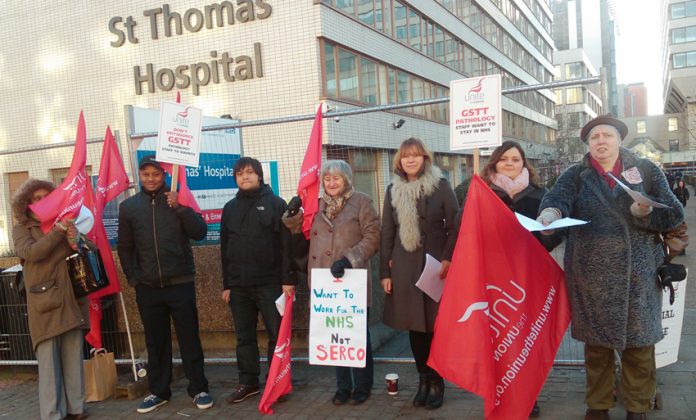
[
  {"x1": 515, "y1": 213, "x2": 588, "y2": 232},
  {"x1": 608, "y1": 173, "x2": 670, "y2": 209},
  {"x1": 275, "y1": 293, "x2": 296, "y2": 316},
  {"x1": 415, "y1": 254, "x2": 444, "y2": 302}
]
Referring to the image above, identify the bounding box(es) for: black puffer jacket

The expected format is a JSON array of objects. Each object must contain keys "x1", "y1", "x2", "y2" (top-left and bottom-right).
[
  {"x1": 117, "y1": 186, "x2": 207, "y2": 287},
  {"x1": 220, "y1": 184, "x2": 295, "y2": 289}
]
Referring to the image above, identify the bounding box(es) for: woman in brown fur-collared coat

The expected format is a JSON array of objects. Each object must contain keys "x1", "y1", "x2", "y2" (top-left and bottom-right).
[
  {"x1": 284, "y1": 160, "x2": 380, "y2": 406},
  {"x1": 12, "y1": 178, "x2": 88, "y2": 420},
  {"x1": 380, "y1": 138, "x2": 458, "y2": 410}
]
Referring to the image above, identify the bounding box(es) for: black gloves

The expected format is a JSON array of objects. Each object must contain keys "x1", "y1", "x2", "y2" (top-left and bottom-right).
[
  {"x1": 330, "y1": 257, "x2": 352, "y2": 278},
  {"x1": 287, "y1": 196, "x2": 302, "y2": 217}
]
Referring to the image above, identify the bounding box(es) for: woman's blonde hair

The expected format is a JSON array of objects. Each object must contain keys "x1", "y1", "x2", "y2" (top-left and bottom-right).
[{"x1": 392, "y1": 137, "x2": 434, "y2": 179}]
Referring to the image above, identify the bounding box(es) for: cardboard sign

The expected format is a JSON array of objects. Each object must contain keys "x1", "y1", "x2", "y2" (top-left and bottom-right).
[
  {"x1": 450, "y1": 75, "x2": 502, "y2": 150},
  {"x1": 656, "y1": 274, "x2": 687, "y2": 368},
  {"x1": 157, "y1": 101, "x2": 203, "y2": 167},
  {"x1": 309, "y1": 269, "x2": 367, "y2": 368}
]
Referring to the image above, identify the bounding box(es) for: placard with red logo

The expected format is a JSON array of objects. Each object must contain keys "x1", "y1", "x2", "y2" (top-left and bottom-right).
[
  {"x1": 309, "y1": 269, "x2": 367, "y2": 368},
  {"x1": 450, "y1": 75, "x2": 502, "y2": 150},
  {"x1": 157, "y1": 101, "x2": 203, "y2": 167}
]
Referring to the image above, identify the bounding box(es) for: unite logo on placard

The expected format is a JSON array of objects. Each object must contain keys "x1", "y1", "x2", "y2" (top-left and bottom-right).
[
  {"x1": 464, "y1": 77, "x2": 486, "y2": 104},
  {"x1": 174, "y1": 107, "x2": 191, "y2": 126}
]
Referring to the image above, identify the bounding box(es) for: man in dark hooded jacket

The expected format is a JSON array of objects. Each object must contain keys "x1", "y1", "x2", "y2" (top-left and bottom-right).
[{"x1": 220, "y1": 157, "x2": 296, "y2": 404}]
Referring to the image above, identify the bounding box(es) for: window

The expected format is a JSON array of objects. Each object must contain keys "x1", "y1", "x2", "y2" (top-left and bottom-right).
[
  {"x1": 671, "y1": 1, "x2": 696, "y2": 19},
  {"x1": 672, "y1": 51, "x2": 696, "y2": 68},
  {"x1": 671, "y1": 26, "x2": 696, "y2": 44},
  {"x1": 394, "y1": 1, "x2": 408, "y2": 44},
  {"x1": 566, "y1": 87, "x2": 583, "y2": 104},
  {"x1": 357, "y1": 0, "x2": 374, "y2": 26},
  {"x1": 360, "y1": 58, "x2": 377, "y2": 104},
  {"x1": 408, "y1": 9, "x2": 421, "y2": 51},
  {"x1": 637, "y1": 120, "x2": 646, "y2": 134},
  {"x1": 351, "y1": 150, "x2": 377, "y2": 202},
  {"x1": 324, "y1": 43, "x2": 336, "y2": 97},
  {"x1": 336, "y1": 0, "x2": 355, "y2": 16},
  {"x1": 435, "y1": 154, "x2": 453, "y2": 182},
  {"x1": 670, "y1": 139, "x2": 680, "y2": 152},
  {"x1": 565, "y1": 62, "x2": 583, "y2": 80},
  {"x1": 669, "y1": 117, "x2": 679, "y2": 131},
  {"x1": 338, "y1": 49, "x2": 358, "y2": 100}
]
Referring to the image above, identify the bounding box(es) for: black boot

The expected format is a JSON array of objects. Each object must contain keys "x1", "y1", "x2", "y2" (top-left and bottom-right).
[
  {"x1": 425, "y1": 375, "x2": 444, "y2": 409},
  {"x1": 413, "y1": 374, "x2": 430, "y2": 407}
]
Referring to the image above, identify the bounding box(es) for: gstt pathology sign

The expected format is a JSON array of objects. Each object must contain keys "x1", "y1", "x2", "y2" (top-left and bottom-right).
[
  {"x1": 450, "y1": 75, "x2": 502, "y2": 150},
  {"x1": 157, "y1": 101, "x2": 203, "y2": 167}
]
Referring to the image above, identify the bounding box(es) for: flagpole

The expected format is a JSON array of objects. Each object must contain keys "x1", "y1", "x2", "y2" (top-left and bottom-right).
[
  {"x1": 473, "y1": 147, "x2": 480, "y2": 175},
  {"x1": 118, "y1": 291, "x2": 138, "y2": 382},
  {"x1": 171, "y1": 164, "x2": 179, "y2": 192}
]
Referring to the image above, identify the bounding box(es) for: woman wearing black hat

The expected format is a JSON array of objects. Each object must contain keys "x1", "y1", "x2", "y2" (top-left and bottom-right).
[{"x1": 537, "y1": 115, "x2": 684, "y2": 420}]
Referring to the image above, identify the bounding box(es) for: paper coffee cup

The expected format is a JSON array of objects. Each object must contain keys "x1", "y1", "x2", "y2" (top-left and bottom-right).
[{"x1": 385, "y1": 373, "x2": 399, "y2": 396}]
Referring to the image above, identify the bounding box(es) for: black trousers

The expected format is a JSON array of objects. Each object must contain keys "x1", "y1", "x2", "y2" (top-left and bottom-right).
[
  {"x1": 228, "y1": 284, "x2": 282, "y2": 387},
  {"x1": 135, "y1": 282, "x2": 208, "y2": 399},
  {"x1": 409, "y1": 330, "x2": 441, "y2": 379}
]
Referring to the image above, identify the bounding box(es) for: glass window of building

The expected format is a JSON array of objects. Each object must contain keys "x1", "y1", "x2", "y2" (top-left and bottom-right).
[
  {"x1": 411, "y1": 78, "x2": 425, "y2": 116},
  {"x1": 357, "y1": 0, "x2": 374, "y2": 26},
  {"x1": 378, "y1": 64, "x2": 388, "y2": 104},
  {"x1": 668, "y1": 117, "x2": 679, "y2": 131},
  {"x1": 336, "y1": 0, "x2": 355, "y2": 16},
  {"x1": 566, "y1": 87, "x2": 583, "y2": 104},
  {"x1": 672, "y1": 1, "x2": 696, "y2": 18},
  {"x1": 670, "y1": 139, "x2": 680, "y2": 152},
  {"x1": 338, "y1": 49, "x2": 358, "y2": 100},
  {"x1": 324, "y1": 43, "x2": 337, "y2": 97},
  {"x1": 637, "y1": 120, "x2": 646, "y2": 134},
  {"x1": 360, "y1": 58, "x2": 378, "y2": 104},
  {"x1": 388, "y1": 68, "x2": 397, "y2": 104},
  {"x1": 673, "y1": 53, "x2": 687, "y2": 69},
  {"x1": 435, "y1": 154, "x2": 453, "y2": 182},
  {"x1": 565, "y1": 62, "x2": 583, "y2": 79},
  {"x1": 408, "y1": 8, "x2": 421, "y2": 51},
  {"x1": 397, "y1": 71, "x2": 410, "y2": 104},
  {"x1": 394, "y1": 1, "x2": 408, "y2": 44},
  {"x1": 351, "y1": 150, "x2": 377, "y2": 201}
]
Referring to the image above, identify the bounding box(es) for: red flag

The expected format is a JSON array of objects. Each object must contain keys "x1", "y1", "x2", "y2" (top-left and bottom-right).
[
  {"x1": 297, "y1": 104, "x2": 323, "y2": 239},
  {"x1": 258, "y1": 294, "x2": 294, "y2": 414},
  {"x1": 29, "y1": 112, "x2": 88, "y2": 232},
  {"x1": 84, "y1": 127, "x2": 130, "y2": 349},
  {"x1": 428, "y1": 175, "x2": 571, "y2": 420},
  {"x1": 159, "y1": 162, "x2": 201, "y2": 214}
]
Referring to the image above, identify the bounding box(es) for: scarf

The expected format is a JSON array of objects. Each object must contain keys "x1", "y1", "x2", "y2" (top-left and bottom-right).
[
  {"x1": 490, "y1": 168, "x2": 530, "y2": 198},
  {"x1": 390, "y1": 166, "x2": 442, "y2": 252},
  {"x1": 322, "y1": 187, "x2": 354, "y2": 221},
  {"x1": 590, "y1": 156, "x2": 622, "y2": 189}
]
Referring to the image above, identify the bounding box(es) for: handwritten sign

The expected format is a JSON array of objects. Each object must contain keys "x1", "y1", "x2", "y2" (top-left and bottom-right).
[
  {"x1": 656, "y1": 273, "x2": 687, "y2": 368},
  {"x1": 157, "y1": 101, "x2": 203, "y2": 167},
  {"x1": 450, "y1": 75, "x2": 502, "y2": 150},
  {"x1": 309, "y1": 269, "x2": 367, "y2": 368}
]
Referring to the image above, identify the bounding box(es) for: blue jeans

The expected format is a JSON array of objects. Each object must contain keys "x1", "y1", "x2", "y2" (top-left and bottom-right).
[
  {"x1": 228, "y1": 284, "x2": 282, "y2": 387},
  {"x1": 335, "y1": 318, "x2": 374, "y2": 393}
]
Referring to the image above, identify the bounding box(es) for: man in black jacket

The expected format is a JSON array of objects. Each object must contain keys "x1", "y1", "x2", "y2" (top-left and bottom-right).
[
  {"x1": 220, "y1": 157, "x2": 296, "y2": 404},
  {"x1": 118, "y1": 155, "x2": 212, "y2": 413}
]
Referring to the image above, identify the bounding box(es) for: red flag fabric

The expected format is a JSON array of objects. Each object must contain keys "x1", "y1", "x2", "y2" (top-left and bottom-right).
[
  {"x1": 258, "y1": 294, "x2": 294, "y2": 414},
  {"x1": 159, "y1": 161, "x2": 201, "y2": 214},
  {"x1": 84, "y1": 127, "x2": 130, "y2": 349},
  {"x1": 428, "y1": 175, "x2": 571, "y2": 420},
  {"x1": 29, "y1": 112, "x2": 88, "y2": 233},
  {"x1": 297, "y1": 104, "x2": 323, "y2": 239}
]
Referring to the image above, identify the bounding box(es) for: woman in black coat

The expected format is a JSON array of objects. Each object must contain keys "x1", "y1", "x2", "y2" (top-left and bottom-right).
[{"x1": 673, "y1": 179, "x2": 690, "y2": 207}]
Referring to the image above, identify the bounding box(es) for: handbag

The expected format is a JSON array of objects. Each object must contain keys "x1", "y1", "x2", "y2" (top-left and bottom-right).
[
  {"x1": 84, "y1": 348, "x2": 117, "y2": 402},
  {"x1": 66, "y1": 236, "x2": 109, "y2": 298}
]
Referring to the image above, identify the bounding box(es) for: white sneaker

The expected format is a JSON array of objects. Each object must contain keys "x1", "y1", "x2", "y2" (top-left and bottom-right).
[{"x1": 193, "y1": 391, "x2": 214, "y2": 409}]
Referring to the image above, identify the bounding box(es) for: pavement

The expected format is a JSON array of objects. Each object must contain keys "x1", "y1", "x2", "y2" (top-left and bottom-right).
[{"x1": 2, "y1": 211, "x2": 696, "y2": 419}]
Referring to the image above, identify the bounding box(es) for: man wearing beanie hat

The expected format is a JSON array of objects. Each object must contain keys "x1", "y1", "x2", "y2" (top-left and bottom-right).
[
  {"x1": 118, "y1": 155, "x2": 213, "y2": 413},
  {"x1": 537, "y1": 115, "x2": 684, "y2": 419},
  {"x1": 219, "y1": 157, "x2": 296, "y2": 404}
]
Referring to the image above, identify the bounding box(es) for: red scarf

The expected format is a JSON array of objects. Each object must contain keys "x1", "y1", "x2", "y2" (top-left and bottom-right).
[{"x1": 590, "y1": 156, "x2": 623, "y2": 189}]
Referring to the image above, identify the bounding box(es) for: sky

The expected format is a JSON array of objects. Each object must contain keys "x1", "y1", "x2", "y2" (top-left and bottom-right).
[{"x1": 613, "y1": 0, "x2": 664, "y2": 115}]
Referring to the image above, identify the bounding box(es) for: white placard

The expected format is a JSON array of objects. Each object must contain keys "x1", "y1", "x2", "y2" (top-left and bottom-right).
[
  {"x1": 309, "y1": 269, "x2": 368, "y2": 368},
  {"x1": 656, "y1": 273, "x2": 687, "y2": 368},
  {"x1": 450, "y1": 75, "x2": 502, "y2": 150},
  {"x1": 156, "y1": 101, "x2": 203, "y2": 167}
]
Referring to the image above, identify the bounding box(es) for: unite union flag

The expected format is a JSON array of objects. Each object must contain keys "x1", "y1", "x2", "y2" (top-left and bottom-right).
[{"x1": 428, "y1": 175, "x2": 571, "y2": 420}]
